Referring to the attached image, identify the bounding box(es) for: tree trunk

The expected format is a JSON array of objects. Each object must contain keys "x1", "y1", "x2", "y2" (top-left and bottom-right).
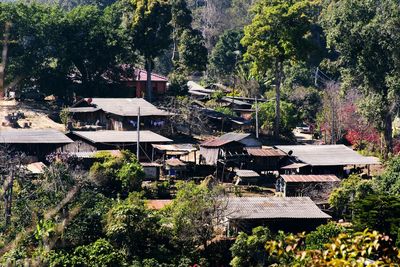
[
  {"x1": 145, "y1": 58, "x2": 153, "y2": 102},
  {"x1": 274, "y1": 61, "x2": 283, "y2": 140},
  {"x1": 383, "y1": 111, "x2": 393, "y2": 158},
  {"x1": 0, "y1": 22, "x2": 11, "y2": 99}
]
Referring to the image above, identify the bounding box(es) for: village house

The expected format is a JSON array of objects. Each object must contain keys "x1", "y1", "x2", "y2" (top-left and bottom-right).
[
  {"x1": 276, "y1": 174, "x2": 341, "y2": 203},
  {"x1": 68, "y1": 98, "x2": 170, "y2": 131},
  {"x1": 225, "y1": 197, "x2": 331, "y2": 234},
  {"x1": 245, "y1": 146, "x2": 287, "y2": 173},
  {"x1": 277, "y1": 145, "x2": 380, "y2": 177},
  {"x1": 64, "y1": 130, "x2": 172, "y2": 162},
  {"x1": 0, "y1": 129, "x2": 73, "y2": 162}
]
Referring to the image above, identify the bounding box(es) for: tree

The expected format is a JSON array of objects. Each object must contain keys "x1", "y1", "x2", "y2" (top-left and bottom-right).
[
  {"x1": 321, "y1": 0, "x2": 400, "y2": 157},
  {"x1": 104, "y1": 193, "x2": 173, "y2": 262},
  {"x1": 305, "y1": 222, "x2": 345, "y2": 250},
  {"x1": 177, "y1": 29, "x2": 207, "y2": 73},
  {"x1": 241, "y1": 0, "x2": 320, "y2": 139},
  {"x1": 89, "y1": 150, "x2": 144, "y2": 197},
  {"x1": 328, "y1": 175, "x2": 376, "y2": 219},
  {"x1": 353, "y1": 194, "x2": 400, "y2": 244},
  {"x1": 255, "y1": 100, "x2": 298, "y2": 136},
  {"x1": 230, "y1": 226, "x2": 273, "y2": 267},
  {"x1": 171, "y1": 0, "x2": 192, "y2": 62},
  {"x1": 375, "y1": 156, "x2": 400, "y2": 195},
  {"x1": 209, "y1": 29, "x2": 244, "y2": 81},
  {"x1": 166, "y1": 181, "x2": 227, "y2": 253},
  {"x1": 125, "y1": 0, "x2": 172, "y2": 102}
]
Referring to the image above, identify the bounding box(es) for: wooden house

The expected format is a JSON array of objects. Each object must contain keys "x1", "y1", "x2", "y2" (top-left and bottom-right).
[
  {"x1": 225, "y1": 197, "x2": 331, "y2": 234},
  {"x1": 68, "y1": 98, "x2": 170, "y2": 131},
  {"x1": 64, "y1": 130, "x2": 172, "y2": 162},
  {"x1": 0, "y1": 129, "x2": 73, "y2": 162},
  {"x1": 276, "y1": 174, "x2": 341, "y2": 203},
  {"x1": 245, "y1": 146, "x2": 286, "y2": 172},
  {"x1": 277, "y1": 145, "x2": 380, "y2": 177}
]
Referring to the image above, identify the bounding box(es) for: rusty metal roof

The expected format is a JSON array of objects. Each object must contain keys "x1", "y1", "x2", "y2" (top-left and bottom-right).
[
  {"x1": 226, "y1": 197, "x2": 331, "y2": 220},
  {"x1": 281, "y1": 174, "x2": 340, "y2": 183},
  {"x1": 246, "y1": 147, "x2": 286, "y2": 157},
  {"x1": 201, "y1": 132, "x2": 253, "y2": 147}
]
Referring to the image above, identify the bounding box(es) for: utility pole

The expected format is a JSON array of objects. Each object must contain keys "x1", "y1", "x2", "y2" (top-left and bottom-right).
[
  {"x1": 255, "y1": 96, "x2": 259, "y2": 139},
  {"x1": 314, "y1": 66, "x2": 319, "y2": 87},
  {"x1": 137, "y1": 107, "x2": 140, "y2": 160}
]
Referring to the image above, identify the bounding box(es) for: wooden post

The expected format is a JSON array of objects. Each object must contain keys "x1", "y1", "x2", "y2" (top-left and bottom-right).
[
  {"x1": 0, "y1": 22, "x2": 11, "y2": 99},
  {"x1": 137, "y1": 107, "x2": 140, "y2": 160}
]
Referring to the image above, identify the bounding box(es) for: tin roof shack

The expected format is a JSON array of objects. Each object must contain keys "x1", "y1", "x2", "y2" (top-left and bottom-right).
[
  {"x1": 69, "y1": 98, "x2": 170, "y2": 131},
  {"x1": 225, "y1": 197, "x2": 331, "y2": 234},
  {"x1": 141, "y1": 162, "x2": 162, "y2": 181},
  {"x1": 246, "y1": 147, "x2": 286, "y2": 173},
  {"x1": 200, "y1": 133, "x2": 261, "y2": 181},
  {"x1": 151, "y1": 144, "x2": 197, "y2": 163},
  {"x1": 65, "y1": 130, "x2": 172, "y2": 162},
  {"x1": 0, "y1": 129, "x2": 73, "y2": 162},
  {"x1": 165, "y1": 158, "x2": 187, "y2": 179},
  {"x1": 234, "y1": 169, "x2": 260, "y2": 185},
  {"x1": 277, "y1": 145, "x2": 380, "y2": 177},
  {"x1": 276, "y1": 175, "x2": 341, "y2": 203}
]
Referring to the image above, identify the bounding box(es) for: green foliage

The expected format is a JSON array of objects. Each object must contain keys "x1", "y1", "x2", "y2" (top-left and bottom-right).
[
  {"x1": 287, "y1": 86, "x2": 322, "y2": 124},
  {"x1": 230, "y1": 226, "x2": 272, "y2": 267},
  {"x1": 90, "y1": 150, "x2": 144, "y2": 196},
  {"x1": 168, "y1": 71, "x2": 188, "y2": 96},
  {"x1": 104, "y1": 193, "x2": 172, "y2": 261},
  {"x1": 321, "y1": 0, "x2": 400, "y2": 155},
  {"x1": 215, "y1": 106, "x2": 236, "y2": 117},
  {"x1": 255, "y1": 100, "x2": 298, "y2": 135},
  {"x1": 265, "y1": 230, "x2": 400, "y2": 266},
  {"x1": 305, "y1": 222, "x2": 345, "y2": 250},
  {"x1": 166, "y1": 181, "x2": 225, "y2": 253},
  {"x1": 329, "y1": 175, "x2": 376, "y2": 219},
  {"x1": 177, "y1": 29, "x2": 207, "y2": 73},
  {"x1": 353, "y1": 194, "x2": 400, "y2": 243},
  {"x1": 59, "y1": 108, "x2": 71, "y2": 126},
  {"x1": 209, "y1": 29, "x2": 244, "y2": 80},
  {"x1": 48, "y1": 239, "x2": 127, "y2": 267},
  {"x1": 241, "y1": 0, "x2": 320, "y2": 77},
  {"x1": 376, "y1": 156, "x2": 400, "y2": 195}
]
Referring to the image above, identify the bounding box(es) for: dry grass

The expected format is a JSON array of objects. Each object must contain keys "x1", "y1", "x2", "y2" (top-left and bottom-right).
[{"x1": 0, "y1": 99, "x2": 64, "y2": 131}]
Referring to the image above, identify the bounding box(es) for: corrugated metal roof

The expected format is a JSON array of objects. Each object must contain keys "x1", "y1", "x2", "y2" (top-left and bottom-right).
[
  {"x1": 226, "y1": 197, "x2": 331, "y2": 219},
  {"x1": 201, "y1": 132, "x2": 252, "y2": 147},
  {"x1": 235, "y1": 169, "x2": 260, "y2": 178},
  {"x1": 152, "y1": 144, "x2": 197, "y2": 152},
  {"x1": 281, "y1": 174, "x2": 340, "y2": 183},
  {"x1": 276, "y1": 145, "x2": 380, "y2": 166},
  {"x1": 89, "y1": 98, "x2": 169, "y2": 117},
  {"x1": 26, "y1": 162, "x2": 47, "y2": 174},
  {"x1": 72, "y1": 130, "x2": 172, "y2": 144},
  {"x1": 246, "y1": 147, "x2": 286, "y2": 157},
  {"x1": 0, "y1": 129, "x2": 73, "y2": 144},
  {"x1": 280, "y1": 163, "x2": 309, "y2": 169},
  {"x1": 67, "y1": 107, "x2": 101, "y2": 113},
  {"x1": 165, "y1": 158, "x2": 186, "y2": 167}
]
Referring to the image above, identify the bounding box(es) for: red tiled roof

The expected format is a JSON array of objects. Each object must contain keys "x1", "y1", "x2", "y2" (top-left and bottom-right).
[
  {"x1": 281, "y1": 175, "x2": 340, "y2": 183},
  {"x1": 246, "y1": 147, "x2": 286, "y2": 157}
]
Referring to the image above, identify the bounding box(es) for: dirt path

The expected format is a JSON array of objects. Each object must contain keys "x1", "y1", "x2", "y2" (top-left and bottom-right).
[{"x1": 0, "y1": 99, "x2": 64, "y2": 130}]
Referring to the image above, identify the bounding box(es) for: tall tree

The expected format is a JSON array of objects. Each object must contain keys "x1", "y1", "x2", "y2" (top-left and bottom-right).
[
  {"x1": 241, "y1": 0, "x2": 319, "y2": 139},
  {"x1": 125, "y1": 0, "x2": 172, "y2": 102},
  {"x1": 321, "y1": 0, "x2": 400, "y2": 156}
]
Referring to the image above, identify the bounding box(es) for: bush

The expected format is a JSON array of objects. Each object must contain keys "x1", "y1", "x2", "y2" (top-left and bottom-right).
[{"x1": 305, "y1": 222, "x2": 346, "y2": 250}]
